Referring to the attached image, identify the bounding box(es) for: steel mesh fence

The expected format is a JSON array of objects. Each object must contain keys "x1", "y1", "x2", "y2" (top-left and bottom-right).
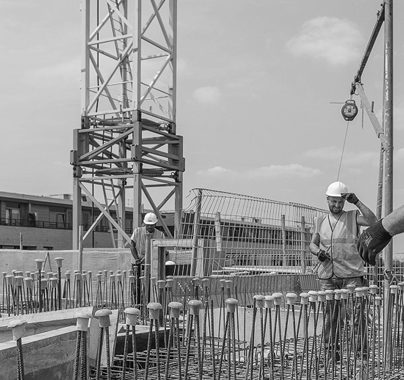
[{"x1": 168, "y1": 188, "x2": 328, "y2": 276}]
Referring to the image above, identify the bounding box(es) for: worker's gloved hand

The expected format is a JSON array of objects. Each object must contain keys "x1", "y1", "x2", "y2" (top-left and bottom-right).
[
  {"x1": 357, "y1": 219, "x2": 392, "y2": 266},
  {"x1": 317, "y1": 250, "x2": 331, "y2": 262},
  {"x1": 341, "y1": 193, "x2": 359, "y2": 204},
  {"x1": 135, "y1": 257, "x2": 144, "y2": 265}
]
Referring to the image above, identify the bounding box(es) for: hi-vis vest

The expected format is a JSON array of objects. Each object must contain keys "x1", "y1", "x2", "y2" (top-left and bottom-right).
[
  {"x1": 130, "y1": 227, "x2": 165, "y2": 258},
  {"x1": 314, "y1": 210, "x2": 365, "y2": 280}
]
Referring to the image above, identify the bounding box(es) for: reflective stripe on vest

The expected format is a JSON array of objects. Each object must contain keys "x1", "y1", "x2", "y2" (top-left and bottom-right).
[{"x1": 315, "y1": 210, "x2": 364, "y2": 279}]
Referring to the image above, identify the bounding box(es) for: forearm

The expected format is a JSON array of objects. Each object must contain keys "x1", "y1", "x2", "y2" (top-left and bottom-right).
[
  {"x1": 310, "y1": 242, "x2": 320, "y2": 255},
  {"x1": 356, "y1": 200, "x2": 377, "y2": 225},
  {"x1": 130, "y1": 240, "x2": 140, "y2": 260},
  {"x1": 383, "y1": 205, "x2": 404, "y2": 236}
]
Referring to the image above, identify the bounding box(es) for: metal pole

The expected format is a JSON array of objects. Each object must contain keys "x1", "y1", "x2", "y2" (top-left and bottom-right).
[
  {"x1": 281, "y1": 215, "x2": 286, "y2": 267},
  {"x1": 300, "y1": 216, "x2": 307, "y2": 274},
  {"x1": 374, "y1": 145, "x2": 384, "y2": 285},
  {"x1": 191, "y1": 189, "x2": 203, "y2": 277},
  {"x1": 383, "y1": 0, "x2": 394, "y2": 367},
  {"x1": 78, "y1": 225, "x2": 84, "y2": 274},
  {"x1": 144, "y1": 231, "x2": 152, "y2": 304}
]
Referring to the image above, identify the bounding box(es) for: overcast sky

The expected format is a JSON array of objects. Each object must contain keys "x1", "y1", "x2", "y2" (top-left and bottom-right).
[{"x1": 1, "y1": 1, "x2": 403, "y2": 247}]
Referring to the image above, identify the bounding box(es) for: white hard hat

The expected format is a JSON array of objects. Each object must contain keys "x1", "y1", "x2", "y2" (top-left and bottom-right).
[
  {"x1": 325, "y1": 181, "x2": 348, "y2": 197},
  {"x1": 143, "y1": 212, "x2": 158, "y2": 225}
]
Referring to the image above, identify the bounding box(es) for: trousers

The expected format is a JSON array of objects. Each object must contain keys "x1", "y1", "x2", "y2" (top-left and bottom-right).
[{"x1": 319, "y1": 276, "x2": 368, "y2": 352}]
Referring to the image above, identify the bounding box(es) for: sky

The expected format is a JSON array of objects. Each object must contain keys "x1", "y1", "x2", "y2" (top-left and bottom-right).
[{"x1": 0, "y1": 1, "x2": 404, "y2": 249}]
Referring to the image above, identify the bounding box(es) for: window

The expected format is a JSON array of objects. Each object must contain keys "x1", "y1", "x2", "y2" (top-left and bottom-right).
[
  {"x1": 56, "y1": 213, "x2": 65, "y2": 228},
  {"x1": 5, "y1": 208, "x2": 20, "y2": 225}
]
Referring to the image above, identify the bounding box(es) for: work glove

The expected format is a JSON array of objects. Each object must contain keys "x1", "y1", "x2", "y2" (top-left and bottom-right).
[
  {"x1": 317, "y1": 249, "x2": 331, "y2": 262},
  {"x1": 135, "y1": 257, "x2": 144, "y2": 265},
  {"x1": 341, "y1": 193, "x2": 359, "y2": 205},
  {"x1": 357, "y1": 219, "x2": 392, "y2": 266}
]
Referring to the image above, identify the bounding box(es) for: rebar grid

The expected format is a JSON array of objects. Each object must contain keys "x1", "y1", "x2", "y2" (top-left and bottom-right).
[{"x1": 86, "y1": 282, "x2": 404, "y2": 380}]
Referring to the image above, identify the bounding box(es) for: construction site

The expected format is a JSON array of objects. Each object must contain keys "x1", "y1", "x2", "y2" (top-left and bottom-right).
[{"x1": 0, "y1": 1, "x2": 403, "y2": 379}]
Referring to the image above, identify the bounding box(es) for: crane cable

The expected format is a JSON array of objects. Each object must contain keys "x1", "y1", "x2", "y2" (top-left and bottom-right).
[{"x1": 336, "y1": 120, "x2": 350, "y2": 181}]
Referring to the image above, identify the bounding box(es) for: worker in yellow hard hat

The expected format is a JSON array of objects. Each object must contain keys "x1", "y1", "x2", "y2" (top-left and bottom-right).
[{"x1": 309, "y1": 181, "x2": 377, "y2": 358}]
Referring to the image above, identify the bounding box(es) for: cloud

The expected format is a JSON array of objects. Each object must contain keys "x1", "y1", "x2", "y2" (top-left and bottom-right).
[
  {"x1": 287, "y1": 17, "x2": 363, "y2": 66},
  {"x1": 197, "y1": 166, "x2": 236, "y2": 176},
  {"x1": 193, "y1": 86, "x2": 222, "y2": 104},
  {"x1": 247, "y1": 164, "x2": 321, "y2": 179},
  {"x1": 198, "y1": 164, "x2": 321, "y2": 180},
  {"x1": 305, "y1": 146, "x2": 378, "y2": 165}
]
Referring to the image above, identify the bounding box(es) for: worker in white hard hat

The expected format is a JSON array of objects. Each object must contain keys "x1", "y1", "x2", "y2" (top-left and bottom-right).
[
  {"x1": 130, "y1": 212, "x2": 165, "y2": 304},
  {"x1": 309, "y1": 181, "x2": 377, "y2": 358},
  {"x1": 130, "y1": 212, "x2": 165, "y2": 265}
]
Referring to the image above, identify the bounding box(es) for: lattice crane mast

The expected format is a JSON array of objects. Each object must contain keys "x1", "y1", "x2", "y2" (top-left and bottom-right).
[{"x1": 71, "y1": 0, "x2": 184, "y2": 249}]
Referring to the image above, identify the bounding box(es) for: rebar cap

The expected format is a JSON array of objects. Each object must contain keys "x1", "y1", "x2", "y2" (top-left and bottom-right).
[
  {"x1": 253, "y1": 295, "x2": 265, "y2": 308},
  {"x1": 225, "y1": 298, "x2": 238, "y2": 313},
  {"x1": 346, "y1": 284, "x2": 355, "y2": 293},
  {"x1": 147, "y1": 302, "x2": 163, "y2": 319},
  {"x1": 124, "y1": 307, "x2": 140, "y2": 326},
  {"x1": 300, "y1": 292, "x2": 309, "y2": 305},
  {"x1": 50, "y1": 277, "x2": 58, "y2": 287},
  {"x1": 8, "y1": 319, "x2": 27, "y2": 341},
  {"x1": 398, "y1": 282, "x2": 404, "y2": 289},
  {"x1": 24, "y1": 277, "x2": 33, "y2": 288},
  {"x1": 369, "y1": 284, "x2": 379, "y2": 294},
  {"x1": 65, "y1": 271, "x2": 71, "y2": 280},
  {"x1": 286, "y1": 293, "x2": 298, "y2": 305},
  {"x1": 325, "y1": 290, "x2": 334, "y2": 300},
  {"x1": 94, "y1": 309, "x2": 112, "y2": 328},
  {"x1": 6, "y1": 275, "x2": 14, "y2": 285},
  {"x1": 308, "y1": 291, "x2": 318, "y2": 303},
  {"x1": 375, "y1": 296, "x2": 382, "y2": 306},
  {"x1": 272, "y1": 292, "x2": 283, "y2": 306},
  {"x1": 168, "y1": 301, "x2": 182, "y2": 318},
  {"x1": 334, "y1": 289, "x2": 342, "y2": 300},
  {"x1": 264, "y1": 295, "x2": 275, "y2": 309},
  {"x1": 54, "y1": 257, "x2": 64, "y2": 268},
  {"x1": 317, "y1": 291, "x2": 326, "y2": 302},
  {"x1": 390, "y1": 284, "x2": 399, "y2": 294},
  {"x1": 165, "y1": 279, "x2": 173, "y2": 288},
  {"x1": 188, "y1": 299, "x2": 203, "y2": 315},
  {"x1": 76, "y1": 312, "x2": 91, "y2": 331},
  {"x1": 355, "y1": 287, "x2": 364, "y2": 297},
  {"x1": 157, "y1": 280, "x2": 165, "y2": 289},
  {"x1": 341, "y1": 289, "x2": 349, "y2": 300},
  {"x1": 219, "y1": 279, "x2": 226, "y2": 288},
  {"x1": 15, "y1": 276, "x2": 23, "y2": 287},
  {"x1": 192, "y1": 277, "x2": 200, "y2": 286}
]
